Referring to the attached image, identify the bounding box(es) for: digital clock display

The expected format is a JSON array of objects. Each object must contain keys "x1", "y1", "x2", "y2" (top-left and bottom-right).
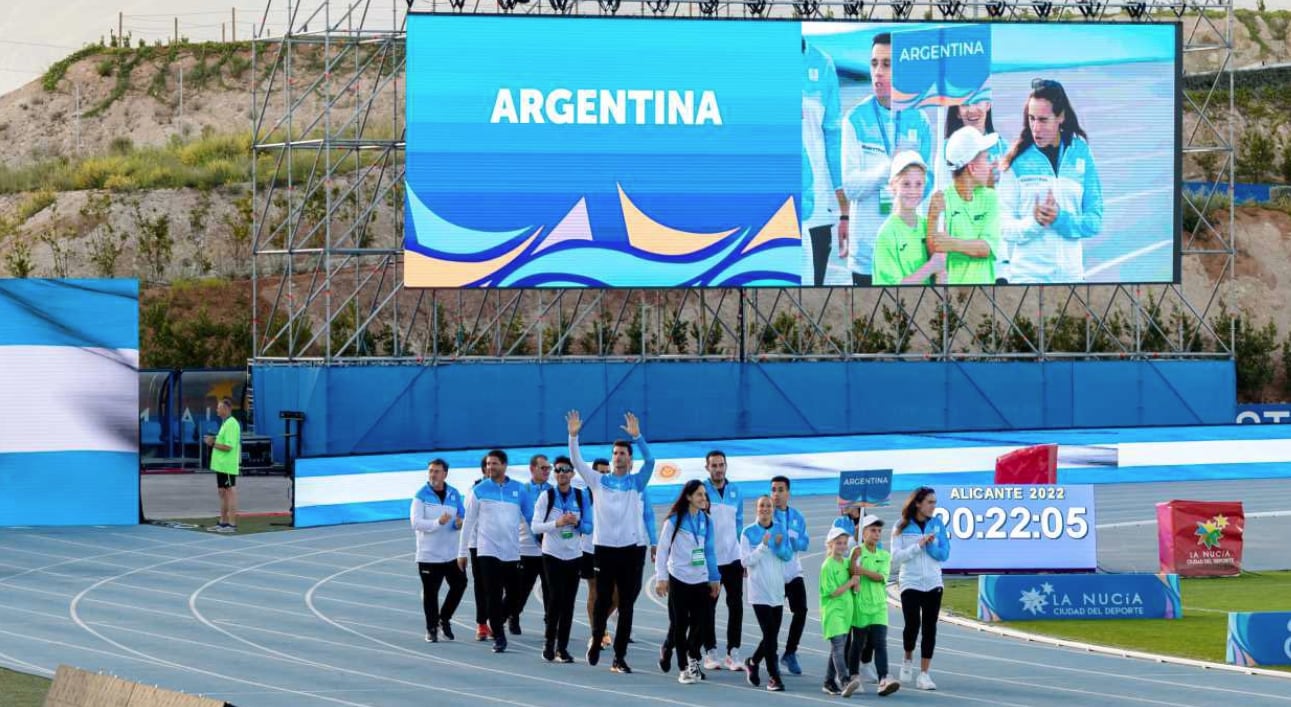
[{"x1": 929, "y1": 485, "x2": 1097, "y2": 572}]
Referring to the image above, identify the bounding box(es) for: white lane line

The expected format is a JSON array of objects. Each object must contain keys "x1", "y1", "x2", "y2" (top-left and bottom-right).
[
  {"x1": 68, "y1": 528, "x2": 405, "y2": 707},
  {"x1": 0, "y1": 649, "x2": 56, "y2": 677},
  {"x1": 1084, "y1": 239, "x2": 1172, "y2": 280},
  {"x1": 301, "y1": 554, "x2": 697, "y2": 707},
  {"x1": 1105, "y1": 184, "x2": 1174, "y2": 206},
  {"x1": 933, "y1": 610, "x2": 1291, "y2": 694},
  {"x1": 182, "y1": 541, "x2": 526, "y2": 707}
]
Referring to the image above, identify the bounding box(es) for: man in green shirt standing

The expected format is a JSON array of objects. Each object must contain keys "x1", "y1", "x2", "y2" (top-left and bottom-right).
[{"x1": 205, "y1": 397, "x2": 242, "y2": 533}]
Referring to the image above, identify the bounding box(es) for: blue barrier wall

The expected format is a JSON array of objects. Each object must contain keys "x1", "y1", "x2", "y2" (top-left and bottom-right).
[
  {"x1": 1184, "y1": 181, "x2": 1278, "y2": 204},
  {"x1": 251, "y1": 360, "x2": 1235, "y2": 459}
]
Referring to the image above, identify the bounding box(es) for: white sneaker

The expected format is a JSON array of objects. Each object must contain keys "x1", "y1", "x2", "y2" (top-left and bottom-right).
[
  {"x1": 678, "y1": 664, "x2": 699, "y2": 684},
  {"x1": 899, "y1": 662, "x2": 914, "y2": 684},
  {"x1": 878, "y1": 677, "x2": 901, "y2": 696},
  {"x1": 841, "y1": 676, "x2": 863, "y2": 697},
  {"x1": 723, "y1": 648, "x2": 746, "y2": 671},
  {"x1": 702, "y1": 649, "x2": 722, "y2": 671},
  {"x1": 862, "y1": 662, "x2": 878, "y2": 684},
  {"x1": 916, "y1": 672, "x2": 937, "y2": 691}
]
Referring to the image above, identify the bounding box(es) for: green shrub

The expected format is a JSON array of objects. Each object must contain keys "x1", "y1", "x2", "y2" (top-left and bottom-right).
[{"x1": 42, "y1": 45, "x2": 104, "y2": 91}]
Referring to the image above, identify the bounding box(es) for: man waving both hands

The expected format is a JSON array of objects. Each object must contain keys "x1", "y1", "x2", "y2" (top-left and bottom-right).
[{"x1": 567, "y1": 409, "x2": 656, "y2": 674}]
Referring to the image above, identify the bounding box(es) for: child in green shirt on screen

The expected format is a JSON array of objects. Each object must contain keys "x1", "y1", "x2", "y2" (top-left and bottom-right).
[{"x1": 872, "y1": 151, "x2": 942, "y2": 286}]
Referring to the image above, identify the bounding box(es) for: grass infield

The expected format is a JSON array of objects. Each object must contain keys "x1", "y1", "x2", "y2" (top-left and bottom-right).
[
  {"x1": 0, "y1": 666, "x2": 51, "y2": 707},
  {"x1": 941, "y1": 571, "x2": 1291, "y2": 672}
]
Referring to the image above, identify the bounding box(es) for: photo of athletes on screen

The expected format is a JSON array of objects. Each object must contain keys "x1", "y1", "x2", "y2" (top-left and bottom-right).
[{"x1": 801, "y1": 22, "x2": 1176, "y2": 287}]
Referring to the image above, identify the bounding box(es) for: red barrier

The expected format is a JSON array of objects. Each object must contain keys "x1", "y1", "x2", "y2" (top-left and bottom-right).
[
  {"x1": 1156, "y1": 500, "x2": 1245, "y2": 577},
  {"x1": 994, "y1": 444, "x2": 1057, "y2": 485}
]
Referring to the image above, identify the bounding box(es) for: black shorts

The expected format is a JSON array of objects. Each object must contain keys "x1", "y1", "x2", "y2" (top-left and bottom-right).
[
  {"x1": 215, "y1": 472, "x2": 237, "y2": 489},
  {"x1": 580, "y1": 551, "x2": 596, "y2": 580}
]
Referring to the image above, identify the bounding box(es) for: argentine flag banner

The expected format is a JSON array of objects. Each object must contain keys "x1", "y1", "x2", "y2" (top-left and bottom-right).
[
  {"x1": 0, "y1": 279, "x2": 139, "y2": 526},
  {"x1": 891, "y1": 25, "x2": 992, "y2": 111}
]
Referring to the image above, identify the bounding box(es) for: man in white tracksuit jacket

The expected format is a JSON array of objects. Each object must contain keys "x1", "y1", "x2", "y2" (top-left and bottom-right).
[
  {"x1": 842, "y1": 31, "x2": 934, "y2": 287},
  {"x1": 802, "y1": 39, "x2": 849, "y2": 286}
]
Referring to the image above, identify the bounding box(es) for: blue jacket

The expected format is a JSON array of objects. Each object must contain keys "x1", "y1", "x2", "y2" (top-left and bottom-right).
[
  {"x1": 802, "y1": 42, "x2": 843, "y2": 230},
  {"x1": 998, "y1": 135, "x2": 1103, "y2": 283},
  {"x1": 774, "y1": 505, "x2": 810, "y2": 581}
]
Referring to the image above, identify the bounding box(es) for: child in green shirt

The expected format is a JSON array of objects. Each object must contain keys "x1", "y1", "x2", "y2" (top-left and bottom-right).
[
  {"x1": 820, "y1": 527, "x2": 861, "y2": 697},
  {"x1": 927, "y1": 126, "x2": 1002, "y2": 285},
  {"x1": 848, "y1": 516, "x2": 900, "y2": 696},
  {"x1": 872, "y1": 151, "x2": 940, "y2": 286}
]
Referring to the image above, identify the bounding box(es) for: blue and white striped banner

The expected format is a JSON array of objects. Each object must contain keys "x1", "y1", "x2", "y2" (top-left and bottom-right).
[{"x1": 0, "y1": 279, "x2": 139, "y2": 526}]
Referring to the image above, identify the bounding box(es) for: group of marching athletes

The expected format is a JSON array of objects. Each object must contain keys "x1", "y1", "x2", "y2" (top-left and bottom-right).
[{"x1": 411, "y1": 411, "x2": 951, "y2": 695}]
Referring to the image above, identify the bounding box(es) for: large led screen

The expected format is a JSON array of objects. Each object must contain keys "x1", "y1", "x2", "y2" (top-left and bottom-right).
[{"x1": 405, "y1": 15, "x2": 1180, "y2": 288}]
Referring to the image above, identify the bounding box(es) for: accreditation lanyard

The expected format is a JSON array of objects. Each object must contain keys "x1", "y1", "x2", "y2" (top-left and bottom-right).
[
  {"x1": 685, "y1": 513, "x2": 707, "y2": 566},
  {"x1": 871, "y1": 100, "x2": 902, "y2": 156},
  {"x1": 556, "y1": 491, "x2": 577, "y2": 539}
]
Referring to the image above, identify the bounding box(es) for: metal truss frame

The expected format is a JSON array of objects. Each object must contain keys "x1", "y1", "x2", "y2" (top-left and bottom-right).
[{"x1": 251, "y1": 0, "x2": 1235, "y2": 364}]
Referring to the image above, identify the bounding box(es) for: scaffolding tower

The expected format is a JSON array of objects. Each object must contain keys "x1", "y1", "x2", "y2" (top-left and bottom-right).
[{"x1": 251, "y1": 0, "x2": 1236, "y2": 364}]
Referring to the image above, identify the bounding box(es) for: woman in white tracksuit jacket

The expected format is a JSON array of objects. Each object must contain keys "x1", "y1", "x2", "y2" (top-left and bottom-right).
[
  {"x1": 656, "y1": 480, "x2": 720, "y2": 685},
  {"x1": 997, "y1": 78, "x2": 1104, "y2": 284}
]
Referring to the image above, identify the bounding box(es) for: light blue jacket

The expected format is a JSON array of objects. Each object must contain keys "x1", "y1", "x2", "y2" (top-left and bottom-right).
[
  {"x1": 458, "y1": 476, "x2": 535, "y2": 562},
  {"x1": 774, "y1": 505, "x2": 810, "y2": 581},
  {"x1": 998, "y1": 135, "x2": 1103, "y2": 283},
  {"x1": 891, "y1": 515, "x2": 950, "y2": 592},
  {"x1": 656, "y1": 510, "x2": 721, "y2": 585},
  {"x1": 841, "y1": 96, "x2": 934, "y2": 276},
  {"x1": 570, "y1": 433, "x2": 656, "y2": 548},
  {"x1": 741, "y1": 520, "x2": 794, "y2": 606},
  {"x1": 518, "y1": 479, "x2": 553, "y2": 557},
  {"x1": 703, "y1": 479, "x2": 743, "y2": 566},
  {"x1": 802, "y1": 43, "x2": 843, "y2": 231}
]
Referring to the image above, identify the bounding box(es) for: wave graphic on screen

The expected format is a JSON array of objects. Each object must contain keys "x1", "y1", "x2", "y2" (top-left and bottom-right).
[{"x1": 405, "y1": 186, "x2": 801, "y2": 288}]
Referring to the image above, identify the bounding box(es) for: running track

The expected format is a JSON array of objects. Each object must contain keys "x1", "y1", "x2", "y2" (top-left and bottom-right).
[{"x1": 2, "y1": 481, "x2": 1291, "y2": 706}]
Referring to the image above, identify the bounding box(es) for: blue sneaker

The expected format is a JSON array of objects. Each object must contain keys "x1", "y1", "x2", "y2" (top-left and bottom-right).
[{"x1": 781, "y1": 652, "x2": 802, "y2": 675}]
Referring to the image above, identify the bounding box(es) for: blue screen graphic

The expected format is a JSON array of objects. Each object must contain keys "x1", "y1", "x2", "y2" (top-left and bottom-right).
[{"x1": 405, "y1": 16, "x2": 1179, "y2": 288}]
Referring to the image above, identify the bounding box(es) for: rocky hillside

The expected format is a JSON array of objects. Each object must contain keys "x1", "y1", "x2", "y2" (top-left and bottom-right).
[{"x1": 0, "y1": 13, "x2": 1290, "y2": 396}]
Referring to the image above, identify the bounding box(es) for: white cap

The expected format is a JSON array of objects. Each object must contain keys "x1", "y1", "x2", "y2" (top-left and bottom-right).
[
  {"x1": 861, "y1": 514, "x2": 882, "y2": 530},
  {"x1": 889, "y1": 150, "x2": 928, "y2": 182},
  {"x1": 944, "y1": 125, "x2": 998, "y2": 171},
  {"x1": 826, "y1": 526, "x2": 848, "y2": 544}
]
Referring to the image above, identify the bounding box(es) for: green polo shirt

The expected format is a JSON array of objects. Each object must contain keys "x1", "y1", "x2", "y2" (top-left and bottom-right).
[
  {"x1": 851, "y1": 545, "x2": 892, "y2": 628},
  {"x1": 942, "y1": 185, "x2": 1000, "y2": 285},
  {"x1": 873, "y1": 214, "x2": 930, "y2": 286},
  {"x1": 211, "y1": 416, "x2": 241, "y2": 475},
  {"x1": 819, "y1": 555, "x2": 854, "y2": 640}
]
